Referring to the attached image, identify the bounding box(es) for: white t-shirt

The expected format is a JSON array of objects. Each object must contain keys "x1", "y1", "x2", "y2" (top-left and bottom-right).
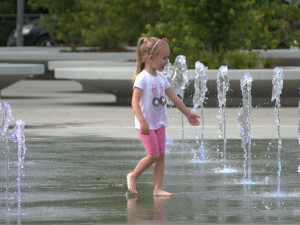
[{"x1": 133, "y1": 70, "x2": 171, "y2": 130}]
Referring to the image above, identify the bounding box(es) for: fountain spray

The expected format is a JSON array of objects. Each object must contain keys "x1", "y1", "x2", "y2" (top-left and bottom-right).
[
  {"x1": 192, "y1": 61, "x2": 208, "y2": 162},
  {"x1": 163, "y1": 59, "x2": 172, "y2": 85},
  {"x1": 238, "y1": 72, "x2": 255, "y2": 184},
  {"x1": 271, "y1": 66, "x2": 284, "y2": 196},
  {"x1": 169, "y1": 55, "x2": 188, "y2": 147},
  {"x1": 298, "y1": 87, "x2": 300, "y2": 147},
  {"x1": 163, "y1": 60, "x2": 174, "y2": 145},
  {"x1": 298, "y1": 87, "x2": 300, "y2": 173},
  {"x1": 1, "y1": 102, "x2": 13, "y2": 200},
  {"x1": 11, "y1": 119, "x2": 27, "y2": 216},
  {"x1": 216, "y1": 66, "x2": 230, "y2": 172}
]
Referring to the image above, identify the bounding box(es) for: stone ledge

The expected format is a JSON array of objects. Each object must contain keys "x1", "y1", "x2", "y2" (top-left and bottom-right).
[
  {"x1": 48, "y1": 60, "x2": 135, "y2": 70},
  {"x1": 256, "y1": 49, "x2": 300, "y2": 66},
  {"x1": 0, "y1": 63, "x2": 45, "y2": 91},
  {"x1": 54, "y1": 67, "x2": 300, "y2": 106}
]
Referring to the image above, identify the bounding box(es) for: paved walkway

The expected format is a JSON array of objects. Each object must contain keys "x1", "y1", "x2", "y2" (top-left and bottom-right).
[{"x1": 1, "y1": 79, "x2": 298, "y2": 140}]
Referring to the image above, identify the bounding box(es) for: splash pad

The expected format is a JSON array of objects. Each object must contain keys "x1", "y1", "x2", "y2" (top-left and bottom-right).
[
  {"x1": 0, "y1": 138, "x2": 298, "y2": 224},
  {"x1": 0, "y1": 57, "x2": 299, "y2": 223}
]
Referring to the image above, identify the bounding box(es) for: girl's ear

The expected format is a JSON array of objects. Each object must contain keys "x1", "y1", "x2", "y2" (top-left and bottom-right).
[{"x1": 148, "y1": 55, "x2": 154, "y2": 61}]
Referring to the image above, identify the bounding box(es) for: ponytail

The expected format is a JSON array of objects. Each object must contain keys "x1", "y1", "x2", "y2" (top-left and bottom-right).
[{"x1": 132, "y1": 37, "x2": 146, "y2": 82}]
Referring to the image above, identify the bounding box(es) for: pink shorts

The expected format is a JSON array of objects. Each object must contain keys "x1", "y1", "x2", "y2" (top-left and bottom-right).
[{"x1": 137, "y1": 126, "x2": 166, "y2": 156}]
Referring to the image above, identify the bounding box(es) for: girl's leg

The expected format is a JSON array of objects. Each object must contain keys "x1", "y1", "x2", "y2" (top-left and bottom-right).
[
  {"x1": 153, "y1": 127, "x2": 173, "y2": 196},
  {"x1": 127, "y1": 155, "x2": 159, "y2": 194},
  {"x1": 127, "y1": 129, "x2": 160, "y2": 194},
  {"x1": 153, "y1": 154, "x2": 172, "y2": 196}
]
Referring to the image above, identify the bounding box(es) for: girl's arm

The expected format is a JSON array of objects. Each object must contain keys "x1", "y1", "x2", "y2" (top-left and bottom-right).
[
  {"x1": 165, "y1": 87, "x2": 200, "y2": 126},
  {"x1": 132, "y1": 87, "x2": 150, "y2": 135}
]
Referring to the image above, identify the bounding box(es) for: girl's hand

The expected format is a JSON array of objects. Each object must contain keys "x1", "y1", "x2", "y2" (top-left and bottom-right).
[
  {"x1": 186, "y1": 112, "x2": 201, "y2": 126},
  {"x1": 165, "y1": 88, "x2": 200, "y2": 126},
  {"x1": 132, "y1": 87, "x2": 150, "y2": 135},
  {"x1": 140, "y1": 121, "x2": 150, "y2": 135}
]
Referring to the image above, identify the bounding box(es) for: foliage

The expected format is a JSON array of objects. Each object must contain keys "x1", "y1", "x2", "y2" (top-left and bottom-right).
[
  {"x1": 0, "y1": 0, "x2": 16, "y2": 46},
  {"x1": 0, "y1": 0, "x2": 16, "y2": 14},
  {"x1": 28, "y1": 0, "x2": 82, "y2": 45},
  {"x1": 145, "y1": 0, "x2": 300, "y2": 68},
  {"x1": 144, "y1": 0, "x2": 257, "y2": 64},
  {"x1": 224, "y1": 50, "x2": 276, "y2": 69},
  {"x1": 28, "y1": 0, "x2": 160, "y2": 48},
  {"x1": 182, "y1": 49, "x2": 275, "y2": 69},
  {"x1": 81, "y1": 0, "x2": 161, "y2": 48},
  {"x1": 28, "y1": 0, "x2": 300, "y2": 68},
  {"x1": 243, "y1": 0, "x2": 300, "y2": 49}
]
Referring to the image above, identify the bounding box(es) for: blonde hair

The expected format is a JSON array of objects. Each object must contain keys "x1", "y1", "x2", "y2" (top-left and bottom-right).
[{"x1": 132, "y1": 37, "x2": 169, "y2": 82}]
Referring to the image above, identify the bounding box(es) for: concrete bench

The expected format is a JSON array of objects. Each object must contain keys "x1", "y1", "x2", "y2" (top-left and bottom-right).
[
  {"x1": 0, "y1": 47, "x2": 136, "y2": 63},
  {"x1": 48, "y1": 60, "x2": 135, "y2": 92},
  {"x1": 48, "y1": 60, "x2": 136, "y2": 70},
  {"x1": 0, "y1": 63, "x2": 45, "y2": 91},
  {"x1": 0, "y1": 47, "x2": 136, "y2": 79},
  {"x1": 54, "y1": 66, "x2": 300, "y2": 106},
  {"x1": 55, "y1": 67, "x2": 134, "y2": 103},
  {"x1": 0, "y1": 47, "x2": 136, "y2": 66}
]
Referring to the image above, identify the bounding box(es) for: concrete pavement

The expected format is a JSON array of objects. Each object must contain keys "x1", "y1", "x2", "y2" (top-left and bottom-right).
[{"x1": 1, "y1": 79, "x2": 298, "y2": 140}]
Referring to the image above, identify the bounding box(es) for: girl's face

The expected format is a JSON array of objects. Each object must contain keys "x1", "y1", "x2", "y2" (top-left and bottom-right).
[{"x1": 151, "y1": 46, "x2": 170, "y2": 72}]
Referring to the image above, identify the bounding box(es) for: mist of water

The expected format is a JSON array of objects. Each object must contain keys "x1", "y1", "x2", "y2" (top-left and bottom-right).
[{"x1": 271, "y1": 66, "x2": 284, "y2": 196}]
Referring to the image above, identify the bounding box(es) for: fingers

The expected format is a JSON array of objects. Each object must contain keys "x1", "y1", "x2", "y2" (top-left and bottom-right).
[
  {"x1": 191, "y1": 122, "x2": 200, "y2": 126},
  {"x1": 189, "y1": 117, "x2": 200, "y2": 126},
  {"x1": 141, "y1": 129, "x2": 150, "y2": 135},
  {"x1": 140, "y1": 122, "x2": 150, "y2": 135}
]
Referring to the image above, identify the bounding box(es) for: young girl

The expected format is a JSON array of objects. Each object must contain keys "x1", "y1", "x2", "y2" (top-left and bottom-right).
[{"x1": 127, "y1": 37, "x2": 200, "y2": 196}]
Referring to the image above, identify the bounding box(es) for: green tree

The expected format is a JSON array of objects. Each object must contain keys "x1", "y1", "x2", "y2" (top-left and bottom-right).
[
  {"x1": 28, "y1": 0, "x2": 160, "y2": 49},
  {"x1": 0, "y1": 0, "x2": 17, "y2": 45},
  {"x1": 145, "y1": 0, "x2": 258, "y2": 67},
  {"x1": 80, "y1": 0, "x2": 160, "y2": 48},
  {"x1": 28, "y1": 0, "x2": 300, "y2": 68},
  {"x1": 248, "y1": 0, "x2": 300, "y2": 49},
  {"x1": 28, "y1": 0, "x2": 83, "y2": 45},
  {"x1": 145, "y1": 0, "x2": 300, "y2": 68}
]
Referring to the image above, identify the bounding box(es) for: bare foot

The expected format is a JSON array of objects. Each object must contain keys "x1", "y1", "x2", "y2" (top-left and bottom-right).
[
  {"x1": 153, "y1": 189, "x2": 173, "y2": 196},
  {"x1": 127, "y1": 172, "x2": 138, "y2": 194}
]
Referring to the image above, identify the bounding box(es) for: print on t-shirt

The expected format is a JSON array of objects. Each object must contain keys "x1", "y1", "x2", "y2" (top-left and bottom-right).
[{"x1": 152, "y1": 83, "x2": 166, "y2": 110}]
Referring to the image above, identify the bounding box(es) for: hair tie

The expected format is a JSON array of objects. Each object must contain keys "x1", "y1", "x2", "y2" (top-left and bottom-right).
[
  {"x1": 150, "y1": 37, "x2": 167, "y2": 55},
  {"x1": 146, "y1": 41, "x2": 152, "y2": 48},
  {"x1": 143, "y1": 37, "x2": 153, "y2": 48}
]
